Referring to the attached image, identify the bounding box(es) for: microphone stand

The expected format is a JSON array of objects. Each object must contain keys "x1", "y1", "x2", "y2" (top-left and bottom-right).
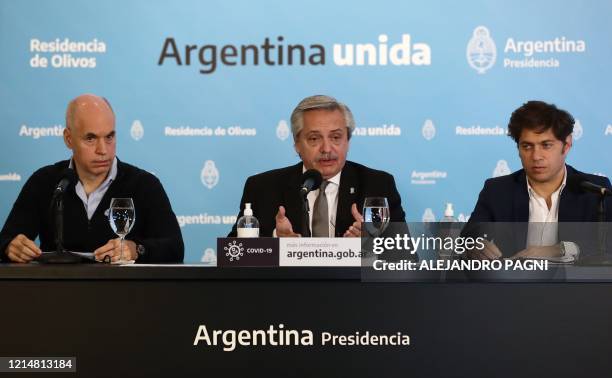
[
  {"x1": 597, "y1": 192, "x2": 608, "y2": 256},
  {"x1": 297, "y1": 169, "x2": 322, "y2": 237},
  {"x1": 300, "y1": 193, "x2": 311, "y2": 237},
  {"x1": 578, "y1": 191, "x2": 611, "y2": 266},
  {"x1": 38, "y1": 191, "x2": 83, "y2": 264},
  {"x1": 54, "y1": 193, "x2": 64, "y2": 254}
]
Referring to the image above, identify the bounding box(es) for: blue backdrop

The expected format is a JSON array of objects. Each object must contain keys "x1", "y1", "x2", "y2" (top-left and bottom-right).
[{"x1": 1, "y1": 0, "x2": 610, "y2": 262}]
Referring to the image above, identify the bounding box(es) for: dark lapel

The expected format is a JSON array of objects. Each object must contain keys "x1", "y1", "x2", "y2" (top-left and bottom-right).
[
  {"x1": 60, "y1": 160, "x2": 90, "y2": 225},
  {"x1": 281, "y1": 163, "x2": 307, "y2": 234},
  {"x1": 335, "y1": 162, "x2": 361, "y2": 236},
  {"x1": 513, "y1": 170, "x2": 530, "y2": 222},
  {"x1": 91, "y1": 159, "x2": 125, "y2": 220},
  {"x1": 559, "y1": 165, "x2": 582, "y2": 222},
  {"x1": 512, "y1": 170, "x2": 529, "y2": 250}
]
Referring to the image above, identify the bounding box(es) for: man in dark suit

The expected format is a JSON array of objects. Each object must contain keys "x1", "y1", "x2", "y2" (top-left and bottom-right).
[
  {"x1": 464, "y1": 101, "x2": 611, "y2": 259},
  {"x1": 228, "y1": 95, "x2": 406, "y2": 238}
]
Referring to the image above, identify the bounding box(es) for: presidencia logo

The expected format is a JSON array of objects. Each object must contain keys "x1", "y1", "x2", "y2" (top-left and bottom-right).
[
  {"x1": 572, "y1": 120, "x2": 583, "y2": 140},
  {"x1": 467, "y1": 26, "x2": 496, "y2": 74},
  {"x1": 224, "y1": 241, "x2": 244, "y2": 262},
  {"x1": 200, "y1": 160, "x2": 220, "y2": 189},
  {"x1": 130, "y1": 120, "x2": 144, "y2": 141},
  {"x1": 493, "y1": 160, "x2": 511, "y2": 177},
  {"x1": 276, "y1": 120, "x2": 290, "y2": 141},
  {"x1": 422, "y1": 119, "x2": 436, "y2": 140}
]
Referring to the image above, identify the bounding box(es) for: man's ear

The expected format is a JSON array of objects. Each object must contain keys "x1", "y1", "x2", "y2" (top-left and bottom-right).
[
  {"x1": 294, "y1": 141, "x2": 301, "y2": 158},
  {"x1": 562, "y1": 135, "x2": 572, "y2": 155},
  {"x1": 63, "y1": 127, "x2": 72, "y2": 149}
]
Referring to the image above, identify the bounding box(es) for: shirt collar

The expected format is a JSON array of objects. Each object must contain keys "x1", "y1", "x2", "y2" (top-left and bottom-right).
[
  {"x1": 69, "y1": 156, "x2": 118, "y2": 188},
  {"x1": 526, "y1": 165, "x2": 567, "y2": 199},
  {"x1": 301, "y1": 165, "x2": 342, "y2": 188}
]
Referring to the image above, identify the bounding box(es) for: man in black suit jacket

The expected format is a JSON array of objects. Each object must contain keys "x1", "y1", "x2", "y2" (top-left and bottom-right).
[
  {"x1": 464, "y1": 101, "x2": 611, "y2": 259},
  {"x1": 229, "y1": 160, "x2": 405, "y2": 237},
  {"x1": 228, "y1": 95, "x2": 406, "y2": 238}
]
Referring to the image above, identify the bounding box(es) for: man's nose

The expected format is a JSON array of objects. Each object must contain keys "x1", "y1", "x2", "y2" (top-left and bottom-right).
[
  {"x1": 319, "y1": 137, "x2": 332, "y2": 152},
  {"x1": 96, "y1": 138, "x2": 107, "y2": 155},
  {"x1": 532, "y1": 146, "x2": 544, "y2": 160}
]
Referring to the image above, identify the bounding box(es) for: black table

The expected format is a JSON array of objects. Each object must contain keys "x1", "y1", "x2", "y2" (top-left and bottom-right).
[{"x1": 1, "y1": 264, "x2": 611, "y2": 378}]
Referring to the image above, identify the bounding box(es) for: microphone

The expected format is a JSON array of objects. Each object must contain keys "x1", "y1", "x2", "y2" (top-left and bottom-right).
[
  {"x1": 568, "y1": 174, "x2": 612, "y2": 196},
  {"x1": 298, "y1": 169, "x2": 322, "y2": 237},
  {"x1": 300, "y1": 169, "x2": 323, "y2": 197},
  {"x1": 38, "y1": 167, "x2": 85, "y2": 264},
  {"x1": 566, "y1": 173, "x2": 612, "y2": 266},
  {"x1": 54, "y1": 168, "x2": 77, "y2": 196}
]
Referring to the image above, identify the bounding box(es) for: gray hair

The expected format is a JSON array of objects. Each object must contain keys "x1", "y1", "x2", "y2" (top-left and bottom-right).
[{"x1": 290, "y1": 95, "x2": 355, "y2": 141}]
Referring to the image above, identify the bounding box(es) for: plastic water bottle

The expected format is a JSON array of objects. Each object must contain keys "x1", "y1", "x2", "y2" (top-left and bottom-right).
[
  {"x1": 237, "y1": 203, "x2": 259, "y2": 237},
  {"x1": 441, "y1": 203, "x2": 457, "y2": 223},
  {"x1": 438, "y1": 203, "x2": 457, "y2": 259}
]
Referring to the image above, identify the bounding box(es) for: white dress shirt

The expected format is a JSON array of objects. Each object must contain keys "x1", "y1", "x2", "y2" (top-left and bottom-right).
[
  {"x1": 70, "y1": 157, "x2": 118, "y2": 220},
  {"x1": 526, "y1": 167, "x2": 566, "y2": 247},
  {"x1": 272, "y1": 167, "x2": 342, "y2": 237},
  {"x1": 526, "y1": 166, "x2": 578, "y2": 259}
]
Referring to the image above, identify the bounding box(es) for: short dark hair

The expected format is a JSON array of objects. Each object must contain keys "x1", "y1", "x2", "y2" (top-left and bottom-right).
[{"x1": 507, "y1": 101, "x2": 574, "y2": 144}]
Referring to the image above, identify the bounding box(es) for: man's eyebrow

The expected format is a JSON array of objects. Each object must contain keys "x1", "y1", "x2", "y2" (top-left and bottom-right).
[{"x1": 520, "y1": 139, "x2": 556, "y2": 145}]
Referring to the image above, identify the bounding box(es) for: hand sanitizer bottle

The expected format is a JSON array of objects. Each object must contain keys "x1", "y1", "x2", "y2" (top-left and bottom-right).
[{"x1": 237, "y1": 203, "x2": 259, "y2": 237}]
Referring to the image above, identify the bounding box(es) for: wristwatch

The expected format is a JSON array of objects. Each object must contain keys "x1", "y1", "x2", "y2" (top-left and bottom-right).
[
  {"x1": 559, "y1": 242, "x2": 566, "y2": 256},
  {"x1": 136, "y1": 243, "x2": 146, "y2": 259},
  {"x1": 560, "y1": 241, "x2": 579, "y2": 259}
]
